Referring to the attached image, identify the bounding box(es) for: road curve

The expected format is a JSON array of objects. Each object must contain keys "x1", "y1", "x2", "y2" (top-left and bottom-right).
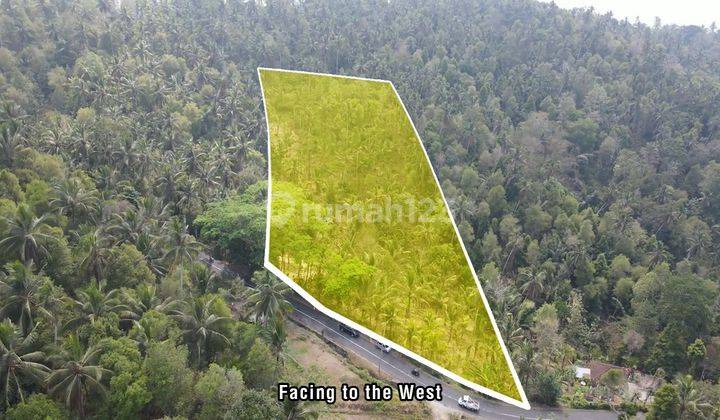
[{"x1": 201, "y1": 255, "x2": 617, "y2": 419}]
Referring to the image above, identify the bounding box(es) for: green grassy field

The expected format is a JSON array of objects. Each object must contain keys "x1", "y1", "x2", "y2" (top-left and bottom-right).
[{"x1": 260, "y1": 69, "x2": 521, "y2": 401}]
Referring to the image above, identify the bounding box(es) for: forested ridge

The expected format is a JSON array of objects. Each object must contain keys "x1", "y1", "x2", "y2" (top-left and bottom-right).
[{"x1": 0, "y1": 0, "x2": 719, "y2": 418}]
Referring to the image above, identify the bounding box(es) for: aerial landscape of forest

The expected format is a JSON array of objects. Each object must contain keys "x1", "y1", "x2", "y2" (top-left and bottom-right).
[
  {"x1": 0, "y1": 0, "x2": 719, "y2": 418},
  {"x1": 261, "y1": 69, "x2": 521, "y2": 401}
]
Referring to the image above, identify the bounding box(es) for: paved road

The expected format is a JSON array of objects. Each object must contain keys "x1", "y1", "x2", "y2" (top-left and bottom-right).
[{"x1": 202, "y1": 255, "x2": 617, "y2": 419}]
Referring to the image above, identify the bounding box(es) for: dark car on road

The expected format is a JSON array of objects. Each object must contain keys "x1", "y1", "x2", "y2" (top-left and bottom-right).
[{"x1": 338, "y1": 323, "x2": 360, "y2": 337}]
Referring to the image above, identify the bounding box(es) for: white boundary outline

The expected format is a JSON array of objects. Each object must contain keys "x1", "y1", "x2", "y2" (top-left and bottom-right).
[{"x1": 257, "y1": 67, "x2": 531, "y2": 410}]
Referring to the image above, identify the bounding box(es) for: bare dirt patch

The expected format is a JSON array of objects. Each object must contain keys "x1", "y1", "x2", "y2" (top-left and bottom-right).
[
  {"x1": 286, "y1": 323, "x2": 366, "y2": 388},
  {"x1": 284, "y1": 323, "x2": 430, "y2": 419}
]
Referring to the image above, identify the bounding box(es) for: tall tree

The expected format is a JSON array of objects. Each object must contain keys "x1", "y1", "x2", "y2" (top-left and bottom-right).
[
  {"x1": 0, "y1": 321, "x2": 49, "y2": 408},
  {"x1": 162, "y1": 218, "x2": 203, "y2": 293},
  {"x1": 168, "y1": 296, "x2": 230, "y2": 367},
  {"x1": 47, "y1": 338, "x2": 110, "y2": 419},
  {"x1": 0, "y1": 262, "x2": 51, "y2": 336},
  {"x1": 50, "y1": 178, "x2": 98, "y2": 227},
  {"x1": 248, "y1": 271, "x2": 292, "y2": 326},
  {"x1": 0, "y1": 204, "x2": 53, "y2": 265}
]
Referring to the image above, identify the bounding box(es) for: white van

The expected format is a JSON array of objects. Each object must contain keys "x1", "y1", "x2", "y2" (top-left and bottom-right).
[{"x1": 374, "y1": 340, "x2": 392, "y2": 353}]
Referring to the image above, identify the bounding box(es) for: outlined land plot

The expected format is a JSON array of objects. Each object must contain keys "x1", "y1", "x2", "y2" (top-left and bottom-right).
[{"x1": 259, "y1": 68, "x2": 529, "y2": 409}]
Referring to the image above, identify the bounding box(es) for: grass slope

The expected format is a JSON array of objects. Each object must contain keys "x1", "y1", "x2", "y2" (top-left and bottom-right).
[{"x1": 261, "y1": 69, "x2": 520, "y2": 400}]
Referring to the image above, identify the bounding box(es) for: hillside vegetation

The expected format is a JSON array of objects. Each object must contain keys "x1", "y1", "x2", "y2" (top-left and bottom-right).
[
  {"x1": 261, "y1": 69, "x2": 518, "y2": 399},
  {"x1": 0, "y1": 0, "x2": 719, "y2": 417}
]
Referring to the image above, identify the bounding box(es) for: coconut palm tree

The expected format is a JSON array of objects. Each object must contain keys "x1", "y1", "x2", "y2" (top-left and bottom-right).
[
  {"x1": 378, "y1": 305, "x2": 400, "y2": 337},
  {"x1": 137, "y1": 233, "x2": 167, "y2": 276},
  {"x1": 77, "y1": 228, "x2": 112, "y2": 283},
  {"x1": 646, "y1": 235, "x2": 671, "y2": 268},
  {"x1": 162, "y1": 217, "x2": 204, "y2": 293},
  {"x1": 260, "y1": 316, "x2": 288, "y2": 361},
  {"x1": 37, "y1": 114, "x2": 72, "y2": 157},
  {"x1": 122, "y1": 283, "x2": 174, "y2": 319},
  {"x1": 136, "y1": 195, "x2": 172, "y2": 222},
  {"x1": 0, "y1": 320, "x2": 49, "y2": 407},
  {"x1": 47, "y1": 337, "x2": 110, "y2": 419},
  {"x1": 282, "y1": 398, "x2": 320, "y2": 420},
  {"x1": 676, "y1": 374, "x2": 711, "y2": 418},
  {"x1": 63, "y1": 282, "x2": 128, "y2": 332},
  {"x1": 451, "y1": 194, "x2": 477, "y2": 223},
  {"x1": 0, "y1": 110, "x2": 23, "y2": 168},
  {"x1": 106, "y1": 209, "x2": 148, "y2": 246},
  {"x1": 223, "y1": 283, "x2": 255, "y2": 322},
  {"x1": 175, "y1": 177, "x2": 202, "y2": 219},
  {"x1": 128, "y1": 313, "x2": 177, "y2": 356},
  {"x1": 111, "y1": 136, "x2": 143, "y2": 174},
  {"x1": 513, "y1": 339, "x2": 538, "y2": 388},
  {"x1": 398, "y1": 266, "x2": 423, "y2": 320},
  {"x1": 168, "y1": 296, "x2": 230, "y2": 367},
  {"x1": 189, "y1": 262, "x2": 220, "y2": 295},
  {"x1": 156, "y1": 163, "x2": 182, "y2": 207},
  {"x1": 50, "y1": 178, "x2": 99, "y2": 227},
  {"x1": 181, "y1": 144, "x2": 205, "y2": 178},
  {"x1": 248, "y1": 272, "x2": 292, "y2": 325},
  {"x1": 209, "y1": 144, "x2": 237, "y2": 194},
  {"x1": 518, "y1": 268, "x2": 546, "y2": 303},
  {"x1": 0, "y1": 262, "x2": 52, "y2": 336},
  {"x1": 0, "y1": 203, "x2": 54, "y2": 265}
]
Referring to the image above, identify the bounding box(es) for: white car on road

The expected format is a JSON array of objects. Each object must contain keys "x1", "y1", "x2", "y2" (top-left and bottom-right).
[
  {"x1": 374, "y1": 340, "x2": 392, "y2": 353},
  {"x1": 458, "y1": 395, "x2": 480, "y2": 411}
]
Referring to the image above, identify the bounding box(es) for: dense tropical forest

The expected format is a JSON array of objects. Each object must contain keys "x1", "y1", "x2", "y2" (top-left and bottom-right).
[{"x1": 0, "y1": 0, "x2": 719, "y2": 418}]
